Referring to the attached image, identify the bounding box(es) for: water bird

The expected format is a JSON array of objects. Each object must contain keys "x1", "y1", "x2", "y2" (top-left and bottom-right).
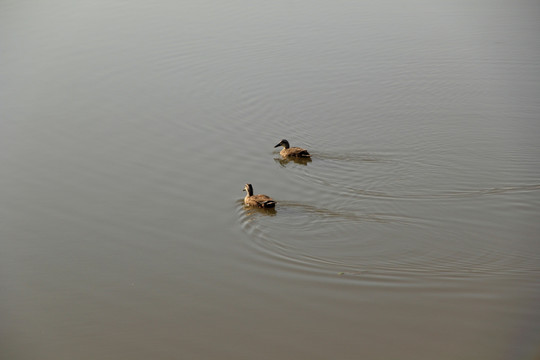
[
  {"x1": 274, "y1": 139, "x2": 311, "y2": 157},
  {"x1": 243, "y1": 184, "x2": 276, "y2": 208}
]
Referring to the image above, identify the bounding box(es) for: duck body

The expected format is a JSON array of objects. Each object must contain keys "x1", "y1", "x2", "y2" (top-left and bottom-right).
[
  {"x1": 274, "y1": 139, "x2": 310, "y2": 157},
  {"x1": 243, "y1": 184, "x2": 276, "y2": 208}
]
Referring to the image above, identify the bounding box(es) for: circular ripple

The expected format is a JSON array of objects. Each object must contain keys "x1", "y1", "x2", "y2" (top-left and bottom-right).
[{"x1": 237, "y1": 177, "x2": 540, "y2": 282}]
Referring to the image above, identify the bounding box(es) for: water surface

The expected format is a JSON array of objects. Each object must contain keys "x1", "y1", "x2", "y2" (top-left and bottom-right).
[{"x1": 1, "y1": 0, "x2": 540, "y2": 359}]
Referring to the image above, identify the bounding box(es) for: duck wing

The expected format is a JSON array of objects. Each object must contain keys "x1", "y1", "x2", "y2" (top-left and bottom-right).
[
  {"x1": 290, "y1": 147, "x2": 311, "y2": 157},
  {"x1": 250, "y1": 194, "x2": 276, "y2": 208}
]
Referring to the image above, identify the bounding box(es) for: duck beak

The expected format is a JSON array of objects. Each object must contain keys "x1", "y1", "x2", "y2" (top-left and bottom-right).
[{"x1": 274, "y1": 142, "x2": 281, "y2": 148}]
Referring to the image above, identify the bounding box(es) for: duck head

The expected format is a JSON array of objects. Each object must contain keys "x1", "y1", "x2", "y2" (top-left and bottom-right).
[
  {"x1": 243, "y1": 183, "x2": 253, "y2": 196},
  {"x1": 274, "y1": 139, "x2": 290, "y2": 149}
]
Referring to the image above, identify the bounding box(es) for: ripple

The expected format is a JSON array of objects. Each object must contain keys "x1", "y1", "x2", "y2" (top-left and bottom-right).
[
  {"x1": 236, "y1": 175, "x2": 540, "y2": 283},
  {"x1": 235, "y1": 137, "x2": 540, "y2": 284},
  {"x1": 279, "y1": 148, "x2": 540, "y2": 202}
]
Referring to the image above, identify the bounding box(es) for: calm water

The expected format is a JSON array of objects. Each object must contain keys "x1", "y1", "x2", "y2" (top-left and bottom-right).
[{"x1": 1, "y1": 0, "x2": 540, "y2": 359}]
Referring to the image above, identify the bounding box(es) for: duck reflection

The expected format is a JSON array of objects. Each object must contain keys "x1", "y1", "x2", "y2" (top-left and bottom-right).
[
  {"x1": 243, "y1": 204, "x2": 277, "y2": 216},
  {"x1": 274, "y1": 156, "x2": 312, "y2": 167}
]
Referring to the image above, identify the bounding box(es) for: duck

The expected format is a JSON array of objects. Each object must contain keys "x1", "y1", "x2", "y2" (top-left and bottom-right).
[
  {"x1": 243, "y1": 184, "x2": 276, "y2": 208},
  {"x1": 274, "y1": 139, "x2": 310, "y2": 157}
]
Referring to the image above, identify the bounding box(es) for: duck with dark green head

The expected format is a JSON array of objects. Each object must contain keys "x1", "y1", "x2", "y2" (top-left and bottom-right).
[{"x1": 274, "y1": 139, "x2": 310, "y2": 158}]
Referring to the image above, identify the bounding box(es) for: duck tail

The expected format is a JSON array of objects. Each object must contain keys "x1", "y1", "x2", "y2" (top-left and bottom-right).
[{"x1": 261, "y1": 200, "x2": 277, "y2": 208}]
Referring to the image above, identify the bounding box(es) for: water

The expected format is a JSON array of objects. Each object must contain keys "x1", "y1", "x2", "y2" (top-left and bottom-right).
[{"x1": 1, "y1": 0, "x2": 540, "y2": 359}]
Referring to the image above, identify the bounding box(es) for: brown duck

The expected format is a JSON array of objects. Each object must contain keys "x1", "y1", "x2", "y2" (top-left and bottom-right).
[
  {"x1": 243, "y1": 184, "x2": 276, "y2": 208},
  {"x1": 274, "y1": 139, "x2": 310, "y2": 157}
]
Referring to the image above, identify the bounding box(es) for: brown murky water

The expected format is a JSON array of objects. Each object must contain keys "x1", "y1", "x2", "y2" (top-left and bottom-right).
[{"x1": 1, "y1": 0, "x2": 539, "y2": 359}]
